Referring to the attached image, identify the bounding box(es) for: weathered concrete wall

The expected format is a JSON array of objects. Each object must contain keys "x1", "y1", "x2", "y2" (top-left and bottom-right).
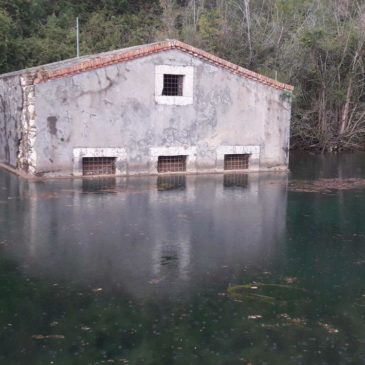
[
  {"x1": 0, "y1": 75, "x2": 22, "y2": 167},
  {"x1": 34, "y1": 50, "x2": 291, "y2": 176}
]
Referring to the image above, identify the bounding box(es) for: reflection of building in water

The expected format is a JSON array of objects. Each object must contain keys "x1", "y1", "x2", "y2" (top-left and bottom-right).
[
  {"x1": 223, "y1": 174, "x2": 248, "y2": 188},
  {"x1": 157, "y1": 175, "x2": 186, "y2": 191},
  {"x1": 152, "y1": 174, "x2": 191, "y2": 281},
  {"x1": 82, "y1": 177, "x2": 116, "y2": 193},
  {"x1": 2, "y1": 173, "x2": 288, "y2": 299}
]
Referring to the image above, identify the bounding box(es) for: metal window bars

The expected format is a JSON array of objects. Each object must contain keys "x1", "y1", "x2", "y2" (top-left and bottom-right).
[
  {"x1": 162, "y1": 74, "x2": 184, "y2": 96},
  {"x1": 224, "y1": 154, "x2": 249, "y2": 170},
  {"x1": 157, "y1": 155, "x2": 187, "y2": 173},
  {"x1": 82, "y1": 157, "x2": 116, "y2": 176}
]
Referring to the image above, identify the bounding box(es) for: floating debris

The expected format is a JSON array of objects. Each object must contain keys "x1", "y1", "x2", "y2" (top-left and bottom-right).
[
  {"x1": 283, "y1": 277, "x2": 297, "y2": 284},
  {"x1": 318, "y1": 322, "x2": 339, "y2": 334},
  {"x1": 289, "y1": 178, "x2": 365, "y2": 193},
  {"x1": 354, "y1": 295, "x2": 365, "y2": 307},
  {"x1": 276, "y1": 313, "x2": 307, "y2": 327},
  {"x1": 290, "y1": 318, "x2": 307, "y2": 326},
  {"x1": 32, "y1": 334, "x2": 65, "y2": 340},
  {"x1": 227, "y1": 283, "x2": 308, "y2": 305},
  {"x1": 148, "y1": 278, "x2": 163, "y2": 284},
  {"x1": 28, "y1": 192, "x2": 60, "y2": 200},
  {"x1": 248, "y1": 315, "x2": 262, "y2": 320},
  {"x1": 353, "y1": 260, "x2": 365, "y2": 265},
  {"x1": 117, "y1": 359, "x2": 129, "y2": 364}
]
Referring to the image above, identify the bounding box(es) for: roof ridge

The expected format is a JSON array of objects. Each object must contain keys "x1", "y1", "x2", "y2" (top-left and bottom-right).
[{"x1": 32, "y1": 40, "x2": 293, "y2": 91}]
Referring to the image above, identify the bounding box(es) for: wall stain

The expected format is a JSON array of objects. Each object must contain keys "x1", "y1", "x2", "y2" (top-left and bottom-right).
[{"x1": 47, "y1": 116, "x2": 58, "y2": 135}]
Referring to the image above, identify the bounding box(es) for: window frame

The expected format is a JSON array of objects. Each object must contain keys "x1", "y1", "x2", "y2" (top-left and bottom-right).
[
  {"x1": 73, "y1": 148, "x2": 127, "y2": 176},
  {"x1": 157, "y1": 155, "x2": 187, "y2": 173},
  {"x1": 216, "y1": 146, "x2": 261, "y2": 172},
  {"x1": 223, "y1": 154, "x2": 250, "y2": 171},
  {"x1": 155, "y1": 65, "x2": 194, "y2": 105},
  {"x1": 150, "y1": 146, "x2": 197, "y2": 174},
  {"x1": 82, "y1": 156, "x2": 117, "y2": 176}
]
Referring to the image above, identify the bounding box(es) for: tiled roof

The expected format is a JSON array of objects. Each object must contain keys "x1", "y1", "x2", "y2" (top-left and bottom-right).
[{"x1": 33, "y1": 40, "x2": 293, "y2": 91}]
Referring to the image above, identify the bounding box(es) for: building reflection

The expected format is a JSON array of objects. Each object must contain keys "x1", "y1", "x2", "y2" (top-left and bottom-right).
[
  {"x1": 223, "y1": 173, "x2": 248, "y2": 188},
  {"x1": 1, "y1": 172, "x2": 288, "y2": 299},
  {"x1": 82, "y1": 177, "x2": 116, "y2": 193},
  {"x1": 157, "y1": 175, "x2": 186, "y2": 191}
]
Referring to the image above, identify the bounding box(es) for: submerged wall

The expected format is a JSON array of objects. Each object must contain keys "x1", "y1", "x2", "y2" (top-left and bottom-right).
[
  {"x1": 33, "y1": 50, "x2": 292, "y2": 177},
  {"x1": 0, "y1": 75, "x2": 22, "y2": 167}
]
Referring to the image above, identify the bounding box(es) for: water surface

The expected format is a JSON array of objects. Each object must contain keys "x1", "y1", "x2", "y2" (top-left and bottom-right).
[{"x1": 1, "y1": 153, "x2": 365, "y2": 365}]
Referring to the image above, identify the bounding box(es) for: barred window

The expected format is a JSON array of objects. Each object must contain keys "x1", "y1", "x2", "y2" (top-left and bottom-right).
[
  {"x1": 162, "y1": 74, "x2": 184, "y2": 96},
  {"x1": 157, "y1": 155, "x2": 187, "y2": 173},
  {"x1": 224, "y1": 154, "x2": 249, "y2": 170},
  {"x1": 82, "y1": 157, "x2": 116, "y2": 176}
]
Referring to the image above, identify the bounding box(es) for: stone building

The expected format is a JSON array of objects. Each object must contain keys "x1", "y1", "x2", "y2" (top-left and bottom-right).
[{"x1": 0, "y1": 40, "x2": 293, "y2": 178}]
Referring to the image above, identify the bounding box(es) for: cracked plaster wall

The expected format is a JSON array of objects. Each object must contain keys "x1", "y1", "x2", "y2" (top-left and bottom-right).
[{"x1": 34, "y1": 49, "x2": 291, "y2": 177}]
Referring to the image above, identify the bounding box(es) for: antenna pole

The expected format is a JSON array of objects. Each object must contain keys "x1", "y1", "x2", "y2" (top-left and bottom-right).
[
  {"x1": 193, "y1": 0, "x2": 196, "y2": 30},
  {"x1": 76, "y1": 17, "x2": 80, "y2": 58}
]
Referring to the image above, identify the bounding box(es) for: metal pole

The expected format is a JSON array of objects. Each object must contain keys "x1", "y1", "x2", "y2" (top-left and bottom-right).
[
  {"x1": 193, "y1": 0, "x2": 196, "y2": 30},
  {"x1": 76, "y1": 17, "x2": 80, "y2": 58}
]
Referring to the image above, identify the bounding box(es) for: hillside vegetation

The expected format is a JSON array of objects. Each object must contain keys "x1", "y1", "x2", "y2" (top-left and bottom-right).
[{"x1": 1, "y1": 0, "x2": 365, "y2": 151}]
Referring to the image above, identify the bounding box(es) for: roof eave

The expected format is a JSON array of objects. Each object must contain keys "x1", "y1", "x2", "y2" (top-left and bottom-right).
[{"x1": 28, "y1": 40, "x2": 293, "y2": 92}]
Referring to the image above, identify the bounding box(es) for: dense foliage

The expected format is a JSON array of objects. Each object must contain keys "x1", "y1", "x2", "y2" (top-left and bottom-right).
[{"x1": 1, "y1": 0, "x2": 365, "y2": 150}]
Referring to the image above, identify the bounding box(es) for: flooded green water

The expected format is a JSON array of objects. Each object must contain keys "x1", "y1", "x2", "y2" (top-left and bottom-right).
[{"x1": 1, "y1": 152, "x2": 365, "y2": 365}]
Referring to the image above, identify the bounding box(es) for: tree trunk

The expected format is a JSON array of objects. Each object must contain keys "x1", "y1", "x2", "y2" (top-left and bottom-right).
[{"x1": 339, "y1": 78, "x2": 352, "y2": 135}]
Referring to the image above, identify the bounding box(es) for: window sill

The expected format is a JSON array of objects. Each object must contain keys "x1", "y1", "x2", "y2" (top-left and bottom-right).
[{"x1": 155, "y1": 95, "x2": 193, "y2": 106}]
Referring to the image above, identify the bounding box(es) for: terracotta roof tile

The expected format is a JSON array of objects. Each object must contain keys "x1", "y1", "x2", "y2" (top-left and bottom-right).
[{"x1": 34, "y1": 40, "x2": 294, "y2": 91}]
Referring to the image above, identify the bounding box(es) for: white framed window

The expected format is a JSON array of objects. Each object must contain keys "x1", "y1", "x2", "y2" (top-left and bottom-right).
[
  {"x1": 155, "y1": 65, "x2": 194, "y2": 105},
  {"x1": 150, "y1": 146, "x2": 197, "y2": 174},
  {"x1": 157, "y1": 155, "x2": 187, "y2": 173},
  {"x1": 216, "y1": 145, "x2": 261, "y2": 171},
  {"x1": 73, "y1": 148, "x2": 127, "y2": 176},
  {"x1": 224, "y1": 154, "x2": 250, "y2": 170}
]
